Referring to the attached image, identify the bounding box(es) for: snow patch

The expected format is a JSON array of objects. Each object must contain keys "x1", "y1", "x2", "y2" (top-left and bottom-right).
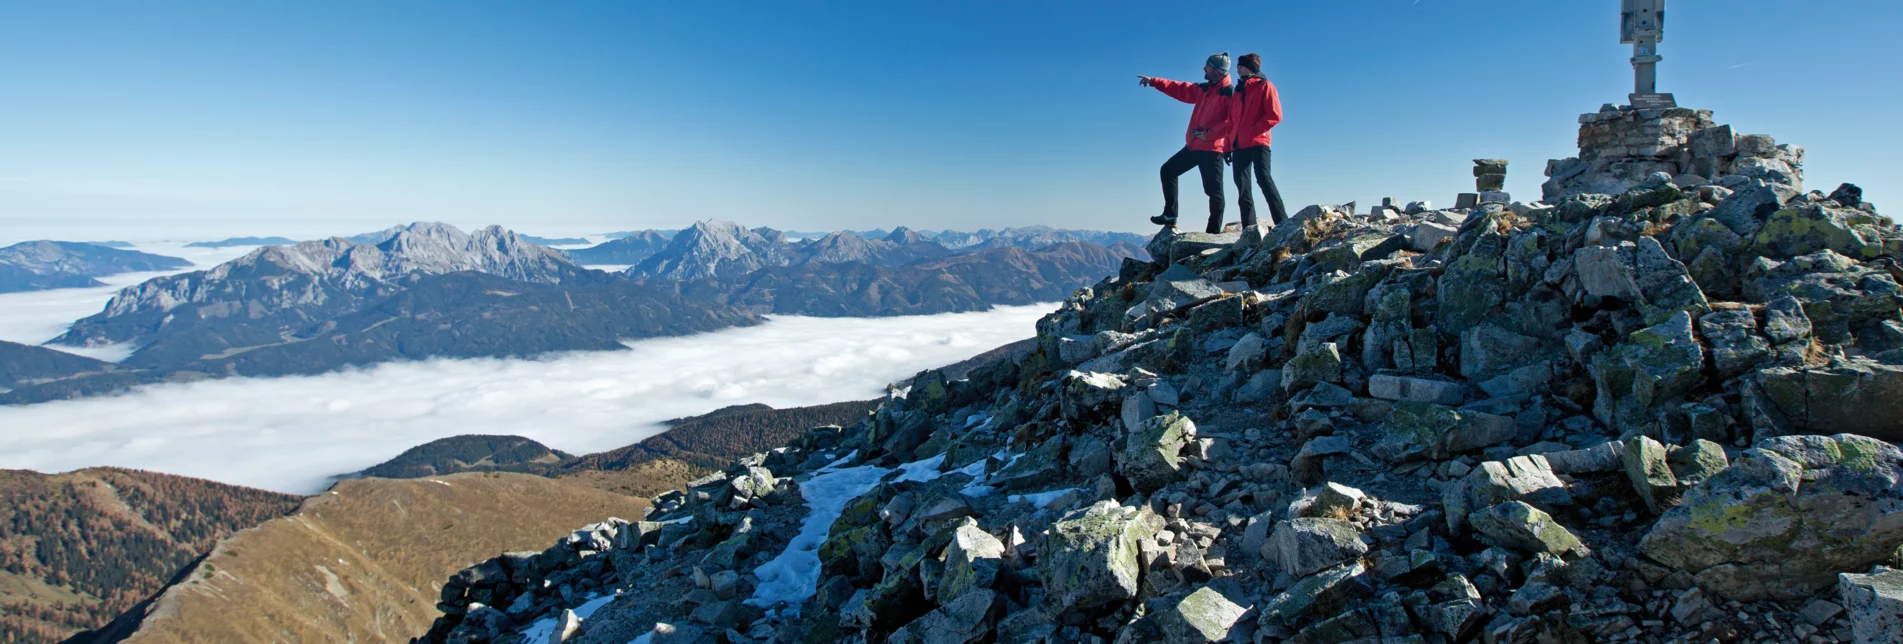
[
  {"x1": 1010, "y1": 488, "x2": 1081, "y2": 509},
  {"x1": 518, "y1": 591, "x2": 618, "y2": 641},
  {"x1": 746, "y1": 462, "x2": 892, "y2": 610}
]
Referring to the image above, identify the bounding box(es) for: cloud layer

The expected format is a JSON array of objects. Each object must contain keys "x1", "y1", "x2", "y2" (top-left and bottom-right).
[{"x1": 0, "y1": 304, "x2": 1052, "y2": 494}]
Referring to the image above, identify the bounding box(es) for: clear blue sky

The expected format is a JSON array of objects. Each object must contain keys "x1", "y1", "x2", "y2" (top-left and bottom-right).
[{"x1": 0, "y1": 0, "x2": 1896, "y2": 242}]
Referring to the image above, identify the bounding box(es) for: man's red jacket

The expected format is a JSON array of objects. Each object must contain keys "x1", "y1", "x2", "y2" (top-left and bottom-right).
[
  {"x1": 1229, "y1": 74, "x2": 1283, "y2": 149},
  {"x1": 1150, "y1": 76, "x2": 1234, "y2": 153}
]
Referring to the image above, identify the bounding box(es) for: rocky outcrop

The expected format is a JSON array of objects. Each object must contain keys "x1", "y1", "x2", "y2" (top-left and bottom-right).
[{"x1": 420, "y1": 104, "x2": 1902, "y2": 644}]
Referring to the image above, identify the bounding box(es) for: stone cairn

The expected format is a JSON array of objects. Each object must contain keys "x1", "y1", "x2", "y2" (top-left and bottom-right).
[
  {"x1": 1545, "y1": 104, "x2": 1804, "y2": 201},
  {"x1": 423, "y1": 101, "x2": 1900, "y2": 644}
]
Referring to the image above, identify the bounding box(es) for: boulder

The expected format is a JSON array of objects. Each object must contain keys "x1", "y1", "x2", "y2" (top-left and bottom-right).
[
  {"x1": 1226, "y1": 332, "x2": 1267, "y2": 372},
  {"x1": 1751, "y1": 204, "x2": 1892, "y2": 261},
  {"x1": 1119, "y1": 413, "x2": 1195, "y2": 493},
  {"x1": 1040, "y1": 501, "x2": 1164, "y2": 616},
  {"x1": 1256, "y1": 562, "x2": 1370, "y2": 628},
  {"x1": 1265, "y1": 517, "x2": 1369, "y2": 577},
  {"x1": 1468, "y1": 501, "x2": 1589, "y2": 558},
  {"x1": 1591, "y1": 311, "x2": 1705, "y2": 431},
  {"x1": 1573, "y1": 238, "x2": 1712, "y2": 325},
  {"x1": 1366, "y1": 375, "x2": 1465, "y2": 406},
  {"x1": 1377, "y1": 401, "x2": 1516, "y2": 460},
  {"x1": 1157, "y1": 586, "x2": 1250, "y2": 643},
  {"x1": 1755, "y1": 358, "x2": 1903, "y2": 442},
  {"x1": 1281, "y1": 342, "x2": 1343, "y2": 392},
  {"x1": 1840, "y1": 568, "x2": 1903, "y2": 644},
  {"x1": 902, "y1": 588, "x2": 999, "y2": 644},
  {"x1": 1624, "y1": 435, "x2": 1681, "y2": 514},
  {"x1": 1061, "y1": 370, "x2": 1127, "y2": 421},
  {"x1": 1442, "y1": 455, "x2": 1573, "y2": 534},
  {"x1": 939, "y1": 524, "x2": 1006, "y2": 603},
  {"x1": 1697, "y1": 308, "x2": 1772, "y2": 378},
  {"x1": 1638, "y1": 434, "x2": 1903, "y2": 600},
  {"x1": 1132, "y1": 265, "x2": 1224, "y2": 320},
  {"x1": 1709, "y1": 183, "x2": 1797, "y2": 237}
]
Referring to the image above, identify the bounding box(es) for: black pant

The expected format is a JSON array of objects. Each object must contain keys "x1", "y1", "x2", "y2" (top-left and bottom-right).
[
  {"x1": 1160, "y1": 147, "x2": 1226, "y2": 234},
  {"x1": 1233, "y1": 145, "x2": 1288, "y2": 226}
]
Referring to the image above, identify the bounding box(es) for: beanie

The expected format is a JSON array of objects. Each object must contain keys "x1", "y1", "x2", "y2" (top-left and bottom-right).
[
  {"x1": 1239, "y1": 53, "x2": 1261, "y2": 73},
  {"x1": 1206, "y1": 52, "x2": 1230, "y2": 75}
]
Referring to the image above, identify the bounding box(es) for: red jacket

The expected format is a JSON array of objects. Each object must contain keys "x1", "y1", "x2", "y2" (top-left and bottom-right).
[
  {"x1": 1150, "y1": 76, "x2": 1234, "y2": 153},
  {"x1": 1229, "y1": 74, "x2": 1283, "y2": 149}
]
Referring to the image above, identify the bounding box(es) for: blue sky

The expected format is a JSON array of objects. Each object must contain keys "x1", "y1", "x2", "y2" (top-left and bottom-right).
[{"x1": 0, "y1": 0, "x2": 1896, "y2": 242}]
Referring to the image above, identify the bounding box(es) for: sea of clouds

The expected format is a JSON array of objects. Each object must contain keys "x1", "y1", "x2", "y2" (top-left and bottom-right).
[{"x1": 0, "y1": 248, "x2": 1051, "y2": 494}]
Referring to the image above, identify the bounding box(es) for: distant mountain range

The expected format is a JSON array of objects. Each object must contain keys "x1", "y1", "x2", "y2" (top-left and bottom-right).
[
  {"x1": 182, "y1": 236, "x2": 296, "y2": 248},
  {"x1": 10, "y1": 220, "x2": 1138, "y2": 403},
  {"x1": 0, "y1": 241, "x2": 192, "y2": 293}
]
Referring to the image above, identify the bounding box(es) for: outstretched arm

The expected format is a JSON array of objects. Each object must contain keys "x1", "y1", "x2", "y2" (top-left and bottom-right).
[{"x1": 1145, "y1": 77, "x2": 1201, "y2": 104}]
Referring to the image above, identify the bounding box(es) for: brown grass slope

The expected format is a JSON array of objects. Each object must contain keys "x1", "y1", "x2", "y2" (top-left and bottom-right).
[
  {"x1": 94, "y1": 473, "x2": 644, "y2": 644},
  {"x1": 0, "y1": 468, "x2": 301, "y2": 644}
]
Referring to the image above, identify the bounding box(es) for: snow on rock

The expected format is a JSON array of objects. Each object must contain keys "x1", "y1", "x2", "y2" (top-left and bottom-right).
[
  {"x1": 517, "y1": 591, "x2": 618, "y2": 642},
  {"x1": 746, "y1": 461, "x2": 892, "y2": 610},
  {"x1": 1010, "y1": 488, "x2": 1082, "y2": 509}
]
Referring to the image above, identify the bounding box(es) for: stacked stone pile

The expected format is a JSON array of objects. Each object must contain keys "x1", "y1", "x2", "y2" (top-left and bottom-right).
[
  {"x1": 1545, "y1": 104, "x2": 1806, "y2": 201},
  {"x1": 423, "y1": 106, "x2": 1903, "y2": 644}
]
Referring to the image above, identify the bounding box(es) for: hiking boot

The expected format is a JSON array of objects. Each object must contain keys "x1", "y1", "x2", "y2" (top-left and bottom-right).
[{"x1": 1149, "y1": 214, "x2": 1178, "y2": 227}]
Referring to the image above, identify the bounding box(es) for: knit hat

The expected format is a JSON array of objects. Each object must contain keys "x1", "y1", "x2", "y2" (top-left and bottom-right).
[
  {"x1": 1238, "y1": 53, "x2": 1261, "y2": 73},
  {"x1": 1206, "y1": 52, "x2": 1230, "y2": 75}
]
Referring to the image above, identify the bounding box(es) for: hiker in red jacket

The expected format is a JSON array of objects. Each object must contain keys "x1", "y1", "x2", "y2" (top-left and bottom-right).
[
  {"x1": 1229, "y1": 53, "x2": 1288, "y2": 226},
  {"x1": 1139, "y1": 52, "x2": 1235, "y2": 234}
]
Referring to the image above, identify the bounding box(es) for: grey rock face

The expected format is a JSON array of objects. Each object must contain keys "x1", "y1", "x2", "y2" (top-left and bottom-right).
[
  {"x1": 1039, "y1": 502, "x2": 1163, "y2": 616},
  {"x1": 939, "y1": 524, "x2": 1005, "y2": 603},
  {"x1": 1840, "y1": 568, "x2": 1903, "y2": 644},
  {"x1": 1157, "y1": 586, "x2": 1250, "y2": 643},
  {"x1": 1591, "y1": 311, "x2": 1706, "y2": 431},
  {"x1": 1755, "y1": 358, "x2": 1903, "y2": 442},
  {"x1": 1442, "y1": 455, "x2": 1572, "y2": 534},
  {"x1": 1119, "y1": 413, "x2": 1194, "y2": 494},
  {"x1": 1468, "y1": 501, "x2": 1589, "y2": 557},
  {"x1": 1639, "y1": 434, "x2": 1903, "y2": 600},
  {"x1": 1266, "y1": 517, "x2": 1369, "y2": 577}
]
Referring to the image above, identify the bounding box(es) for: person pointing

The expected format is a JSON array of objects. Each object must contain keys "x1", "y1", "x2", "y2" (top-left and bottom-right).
[{"x1": 1139, "y1": 52, "x2": 1235, "y2": 234}]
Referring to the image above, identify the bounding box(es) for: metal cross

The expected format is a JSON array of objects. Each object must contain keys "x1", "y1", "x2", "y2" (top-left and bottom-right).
[{"x1": 1621, "y1": 0, "x2": 1672, "y2": 107}]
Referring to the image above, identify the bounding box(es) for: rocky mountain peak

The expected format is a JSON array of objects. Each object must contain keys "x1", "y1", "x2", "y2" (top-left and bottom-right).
[{"x1": 424, "y1": 104, "x2": 1903, "y2": 644}]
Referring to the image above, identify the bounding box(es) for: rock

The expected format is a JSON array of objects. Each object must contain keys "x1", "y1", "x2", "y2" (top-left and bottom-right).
[
  {"x1": 1056, "y1": 335, "x2": 1101, "y2": 364},
  {"x1": 1256, "y1": 562, "x2": 1370, "y2": 628},
  {"x1": 994, "y1": 607, "x2": 1057, "y2": 644},
  {"x1": 939, "y1": 524, "x2": 1006, "y2": 603},
  {"x1": 1120, "y1": 392, "x2": 1156, "y2": 434},
  {"x1": 1366, "y1": 375, "x2": 1465, "y2": 406},
  {"x1": 549, "y1": 609, "x2": 581, "y2": 644},
  {"x1": 1624, "y1": 435, "x2": 1681, "y2": 513},
  {"x1": 1751, "y1": 204, "x2": 1892, "y2": 261},
  {"x1": 728, "y1": 466, "x2": 776, "y2": 501},
  {"x1": 689, "y1": 600, "x2": 761, "y2": 629},
  {"x1": 1040, "y1": 501, "x2": 1163, "y2": 616},
  {"x1": 1798, "y1": 598, "x2": 1844, "y2": 626},
  {"x1": 1226, "y1": 332, "x2": 1267, "y2": 372},
  {"x1": 1157, "y1": 586, "x2": 1250, "y2": 643},
  {"x1": 1281, "y1": 342, "x2": 1343, "y2": 392},
  {"x1": 903, "y1": 588, "x2": 998, "y2": 644},
  {"x1": 1540, "y1": 441, "x2": 1624, "y2": 474},
  {"x1": 1573, "y1": 238, "x2": 1712, "y2": 325},
  {"x1": 1840, "y1": 568, "x2": 1903, "y2": 644},
  {"x1": 1169, "y1": 232, "x2": 1242, "y2": 264},
  {"x1": 1266, "y1": 517, "x2": 1369, "y2": 577},
  {"x1": 1755, "y1": 358, "x2": 1903, "y2": 442},
  {"x1": 1119, "y1": 413, "x2": 1194, "y2": 493},
  {"x1": 1709, "y1": 182, "x2": 1798, "y2": 237},
  {"x1": 1133, "y1": 265, "x2": 1224, "y2": 320},
  {"x1": 1412, "y1": 221, "x2": 1458, "y2": 252},
  {"x1": 1468, "y1": 501, "x2": 1589, "y2": 557},
  {"x1": 1668, "y1": 439, "x2": 1730, "y2": 486},
  {"x1": 1698, "y1": 308, "x2": 1772, "y2": 378},
  {"x1": 1377, "y1": 401, "x2": 1515, "y2": 460},
  {"x1": 1291, "y1": 436, "x2": 1353, "y2": 484},
  {"x1": 1591, "y1": 311, "x2": 1705, "y2": 431},
  {"x1": 1309, "y1": 482, "x2": 1366, "y2": 518},
  {"x1": 1443, "y1": 455, "x2": 1572, "y2": 534},
  {"x1": 1638, "y1": 434, "x2": 1903, "y2": 600}
]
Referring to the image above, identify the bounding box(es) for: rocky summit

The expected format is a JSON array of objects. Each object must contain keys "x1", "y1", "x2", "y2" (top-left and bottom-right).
[{"x1": 420, "y1": 105, "x2": 1903, "y2": 644}]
